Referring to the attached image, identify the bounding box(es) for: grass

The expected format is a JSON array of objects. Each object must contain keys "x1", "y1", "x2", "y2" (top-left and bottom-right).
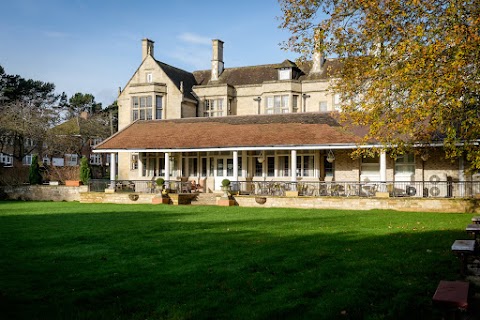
[{"x1": 0, "y1": 201, "x2": 473, "y2": 319}]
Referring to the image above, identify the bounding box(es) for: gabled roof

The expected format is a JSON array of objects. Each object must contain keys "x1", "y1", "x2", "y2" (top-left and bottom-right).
[
  {"x1": 193, "y1": 59, "x2": 342, "y2": 86},
  {"x1": 156, "y1": 61, "x2": 197, "y2": 101},
  {"x1": 94, "y1": 112, "x2": 362, "y2": 151}
]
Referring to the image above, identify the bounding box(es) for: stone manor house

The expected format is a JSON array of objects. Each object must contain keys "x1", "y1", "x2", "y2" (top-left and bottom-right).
[{"x1": 94, "y1": 38, "x2": 480, "y2": 198}]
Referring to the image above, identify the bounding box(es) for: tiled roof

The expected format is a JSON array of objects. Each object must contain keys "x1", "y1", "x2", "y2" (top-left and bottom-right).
[
  {"x1": 193, "y1": 59, "x2": 342, "y2": 86},
  {"x1": 156, "y1": 61, "x2": 197, "y2": 101},
  {"x1": 95, "y1": 112, "x2": 362, "y2": 151}
]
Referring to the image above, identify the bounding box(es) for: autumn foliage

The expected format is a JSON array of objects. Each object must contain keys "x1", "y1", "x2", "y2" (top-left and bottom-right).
[{"x1": 278, "y1": 0, "x2": 480, "y2": 169}]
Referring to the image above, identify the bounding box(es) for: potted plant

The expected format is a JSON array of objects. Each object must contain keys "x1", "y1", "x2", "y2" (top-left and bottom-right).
[
  {"x1": 221, "y1": 179, "x2": 231, "y2": 197},
  {"x1": 155, "y1": 178, "x2": 165, "y2": 193}
]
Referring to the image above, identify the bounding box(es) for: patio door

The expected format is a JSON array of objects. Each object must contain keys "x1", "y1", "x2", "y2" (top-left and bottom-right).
[{"x1": 214, "y1": 157, "x2": 234, "y2": 190}]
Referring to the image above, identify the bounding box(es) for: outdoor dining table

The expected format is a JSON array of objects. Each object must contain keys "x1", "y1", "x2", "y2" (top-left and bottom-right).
[
  {"x1": 465, "y1": 224, "x2": 480, "y2": 241},
  {"x1": 451, "y1": 239, "x2": 476, "y2": 276}
]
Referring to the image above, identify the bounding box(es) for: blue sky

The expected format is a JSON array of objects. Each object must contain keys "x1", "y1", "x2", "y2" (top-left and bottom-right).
[{"x1": 1, "y1": 0, "x2": 299, "y2": 107}]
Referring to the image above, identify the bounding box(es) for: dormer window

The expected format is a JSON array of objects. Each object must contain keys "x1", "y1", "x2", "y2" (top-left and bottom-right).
[{"x1": 278, "y1": 68, "x2": 292, "y2": 80}]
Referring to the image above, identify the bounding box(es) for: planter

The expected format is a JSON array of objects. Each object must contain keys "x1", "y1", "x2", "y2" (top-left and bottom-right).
[
  {"x1": 255, "y1": 196, "x2": 267, "y2": 204},
  {"x1": 285, "y1": 191, "x2": 299, "y2": 197},
  {"x1": 217, "y1": 198, "x2": 235, "y2": 206},
  {"x1": 65, "y1": 180, "x2": 82, "y2": 187}
]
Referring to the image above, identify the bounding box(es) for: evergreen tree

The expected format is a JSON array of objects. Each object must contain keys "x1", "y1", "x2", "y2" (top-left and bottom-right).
[
  {"x1": 79, "y1": 156, "x2": 91, "y2": 185},
  {"x1": 28, "y1": 154, "x2": 42, "y2": 185}
]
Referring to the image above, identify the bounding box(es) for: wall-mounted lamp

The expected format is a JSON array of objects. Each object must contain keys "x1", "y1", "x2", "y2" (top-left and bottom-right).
[
  {"x1": 326, "y1": 150, "x2": 335, "y2": 163},
  {"x1": 257, "y1": 151, "x2": 265, "y2": 163},
  {"x1": 421, "y1": 151, "x2": 429, "y2": 162},
  {"x1": 302, "y1": 94, "x2": 311, "y2": 112}
]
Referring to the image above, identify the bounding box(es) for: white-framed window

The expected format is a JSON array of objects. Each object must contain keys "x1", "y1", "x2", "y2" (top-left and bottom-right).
[
  {"x1": 90, "y1": 153, "x2": 102, "y2": 165},
  {"x1": 65, "y1": 154, "x2": 78, "y2": 166},
  {"x1": 23, "y1": 154, "x2": 33, "y2": 166},
  {"x1": 90, "y1": 138, "x2": 102, "y2": 147},
  {"x1": 132, "y1": 96, "x2": 153, "y2": 121},
  {"x1": 278, "y1": 68, "x2": 292, "y2": 80},
  {"x1": 0, "y1": 153, "x2": 13, "y2": 167},
  {"x1": 266, "y1": 95, "x2": 289, "y2": 114},
  {"x1": 292, "y1": 95, "x2": 298, "y2": 112},
  {"x1": 146, "y1": 73, "x2": 153, "y2": 83},
  {"x1": 52, "y1": 157, "x2": 64, "y2": 166},
  {"x1": 204, "y1": 99, "x2": 224, "y2": 117},
  {"x1": 319, "y1": 101, "x2": 328, "y2": 112},
  {"x1": 131, "y1": 153, "x2": 138, "y2": 170},
  {"x1": 24, "y1": 138, "x2": 34, "y2": 147},
  {"x1": 140, "y1": 153, "x2": 166, "y2": 177},
  {"x1": 297, "y1": 152, "x2": 314, "y2": 177},
  {"x1": 155, "y1": 95, "x2": 163, "y2": 120},
  {"x1": 42, "y1": 156, "x2": 50, "y2": 166},
  {"x1": 333, "y1": 94, "x2": 341, "y2": 111},
  {"x1": 361, "y1": 156, "x2": 380, "y2": 181},
  {"x1": 395, "y1": 154, "x2": 415, "y2": 175}
]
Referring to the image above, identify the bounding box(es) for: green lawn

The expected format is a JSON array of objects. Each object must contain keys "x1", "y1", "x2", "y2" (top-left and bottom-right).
[{"x1": 0, "y1": 201, "x2": 473, "y2": 319}]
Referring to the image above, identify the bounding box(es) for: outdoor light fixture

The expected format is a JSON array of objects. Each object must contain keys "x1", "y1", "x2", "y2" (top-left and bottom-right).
[
  {"x1": 257, "y1": 151, "x2": 265, "y2": 163},
  {"x1": 326, "y1": 150, "x2": 335, "y2": 163},
  {"x1": 421, "y1": 151, "x2": 429, "y2": 162}
]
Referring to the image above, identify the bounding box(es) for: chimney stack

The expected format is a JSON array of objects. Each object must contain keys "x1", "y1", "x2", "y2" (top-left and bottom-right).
[
  {"x1": 310, "y1": 29, "x2": 325, "y2": 73},
  {"x1": 142, "y1": 38, "x2": 154, "y2": 60},
  {"x1": 211, "y1": 39, "x2": 224, "y2": 81}
]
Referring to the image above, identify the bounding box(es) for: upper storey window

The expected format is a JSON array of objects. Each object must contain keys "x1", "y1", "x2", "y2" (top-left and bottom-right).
[
  {"x1": 266, "y1": 95, "x2": 289, "y2": 114},
  {"x1": 204, "y1": 99, "x2": 224, "y2": 117},
  {"x1": 132, "y1": 95, "x2": 163, "y2": 121},
  {"x1": 278, "y1": 68, "x2": 292, "y2": 80}
]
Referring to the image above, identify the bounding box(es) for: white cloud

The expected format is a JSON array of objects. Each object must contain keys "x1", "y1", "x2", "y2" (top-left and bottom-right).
[{"x1": 178, "y1": 32, "x2": 211, "y2": 46}]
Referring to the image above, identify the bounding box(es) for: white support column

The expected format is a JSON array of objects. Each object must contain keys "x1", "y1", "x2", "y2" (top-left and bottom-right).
[
  {"x1": 110, "y1": 152, "x2": 116, "y2": 189},
  {"x1": 291, "y1": 150, "x2": 297, "y2": 182},
  {"x1": 164, "y1": 152, "x2": 170, "y2": 182},
  {"x1": 178, "y1": 153, "x2": 183, "y2": 178},
  {"x1": 380, "y1": 150, "x2": 387, "y2": 182},
  {"x1": 233, "y1": 151, "x2": 238, "y2": 181},
  {"x1": 242, "y1": 150, "x2": 247, "y2": 178}
]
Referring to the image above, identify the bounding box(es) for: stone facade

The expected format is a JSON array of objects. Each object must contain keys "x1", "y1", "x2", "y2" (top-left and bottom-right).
[{"x1": 99, "y1": 37, "x2": 474, "y2": 193}]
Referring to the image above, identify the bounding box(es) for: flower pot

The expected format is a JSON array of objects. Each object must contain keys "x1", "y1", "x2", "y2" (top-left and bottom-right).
[{"x1": 65, "y1": 180, "x2": 82, "y2": 187}]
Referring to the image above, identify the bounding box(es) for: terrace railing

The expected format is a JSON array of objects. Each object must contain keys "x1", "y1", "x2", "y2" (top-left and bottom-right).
[{"x1": 89, "y1": 179, "x2": 480, "y2": 198}]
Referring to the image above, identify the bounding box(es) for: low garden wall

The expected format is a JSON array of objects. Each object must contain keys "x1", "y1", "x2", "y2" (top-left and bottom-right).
[
  {"x1": 0, "y1": 185, "x2": 88, "y2": 202},
  {"x1": 1, "y1": 185, "x2": 479, "y2": 213},
  {"x1": 234, "y1": 195, "x2": 480, "y2": 213}
]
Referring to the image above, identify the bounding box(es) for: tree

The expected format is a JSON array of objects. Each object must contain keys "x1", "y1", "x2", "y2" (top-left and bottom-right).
[
  {"x1": 67, "y1": 92, "x2": 102, "y2": 119},
  {"x1": 28, "y1": 154, "x2": 42, "y2": 185},
  {"x1": 0, "y1": 65, "x2": 63, "y2": 163},
  {"x1": 278, "y1": 0, "x2": 480, "y2": 170},
  {"x1": 79, "y1": 156, "x2": 91, "y2": 185}
]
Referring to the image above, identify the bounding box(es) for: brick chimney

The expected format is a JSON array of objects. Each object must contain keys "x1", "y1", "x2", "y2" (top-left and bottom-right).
[
  {"x1": 310, "y1": 29, "x2": 325, "y2": 73},
  {"x1": 211, "y1": 39, "x2": 224, "y2": 81},
  {"x1": 142, "y1": 38, "x2": 154, "y2": 60}
]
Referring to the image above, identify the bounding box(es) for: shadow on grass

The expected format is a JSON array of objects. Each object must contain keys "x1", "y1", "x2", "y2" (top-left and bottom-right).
[{"x1": 0, "y1": 203, "x2": 471, "y2": 320}]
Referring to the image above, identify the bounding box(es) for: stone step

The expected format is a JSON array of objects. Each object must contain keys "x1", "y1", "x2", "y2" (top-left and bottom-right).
[{"x1": 191, "y1": 192, "x2": 222, "y2": 206}]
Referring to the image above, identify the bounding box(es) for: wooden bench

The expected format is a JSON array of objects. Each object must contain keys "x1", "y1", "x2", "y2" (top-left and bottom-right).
[
  {"x1": 432, "y1": 280, "x2": 469, "y2": 319},
  {"x1": 472, "y1": 217, "x2": 480, "y2": 224}
]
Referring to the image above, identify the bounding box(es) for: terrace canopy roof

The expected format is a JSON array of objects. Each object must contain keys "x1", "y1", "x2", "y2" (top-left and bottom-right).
[{"x1": 94, "y1": 112, "x2": 364, "y2": 153}]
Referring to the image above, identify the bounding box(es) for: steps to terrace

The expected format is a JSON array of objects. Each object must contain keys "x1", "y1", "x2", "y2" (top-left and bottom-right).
[{"x1": 191, "y1": 192, "x2": 222, "y2": 206}]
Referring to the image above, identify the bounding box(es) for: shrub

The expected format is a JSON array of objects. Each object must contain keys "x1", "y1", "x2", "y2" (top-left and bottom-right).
[
  {"x1": 79, "y1": 156, "x2": 91, "y2": 185},
  {"x1": 156, "y1": 178, "x2": 165, "y2": 186},
  {"x1": 28, "y1": 155, "x2": 42, "y2": 185},
  {"x1": 221, "y1": 179, "x2": 231, "y2": 187}
]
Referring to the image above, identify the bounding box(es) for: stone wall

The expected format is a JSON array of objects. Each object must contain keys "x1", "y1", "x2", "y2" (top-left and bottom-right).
[
  {"x1": 234, "y1": 195, "x2": 480, "y2": 213},
  {"x1": 80, "y1": 192, "x2": 156, "y2": 204},
  {"x1": 1, "y1": 185, "x2": 88, "y2": 202}
]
